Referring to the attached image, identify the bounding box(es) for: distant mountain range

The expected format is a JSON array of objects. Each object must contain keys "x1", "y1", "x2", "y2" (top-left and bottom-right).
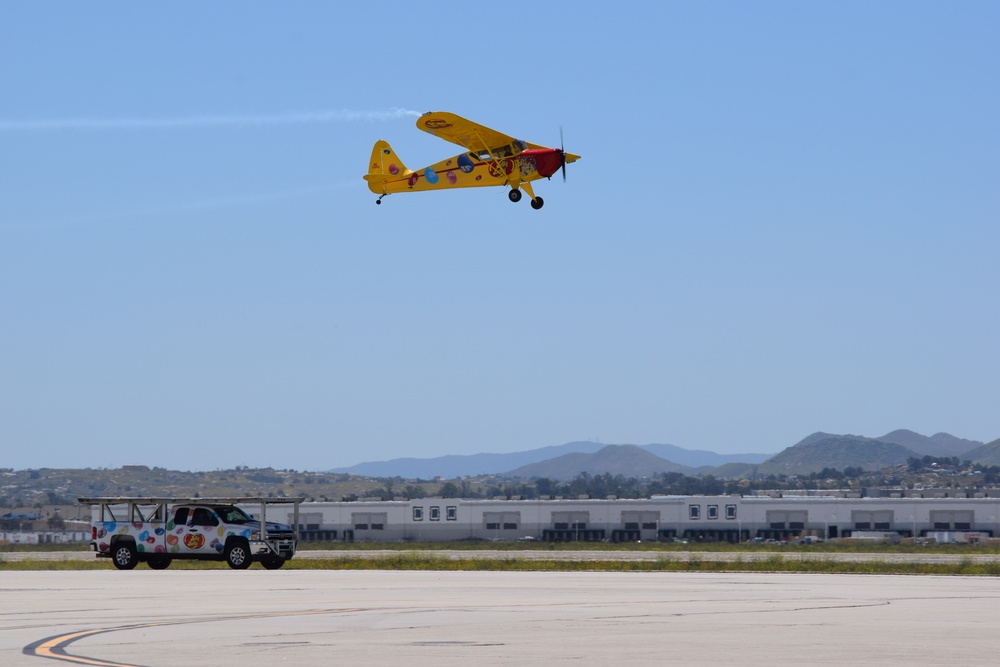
[
  {"x1": 330, "y1": 441, "x2": 771, "y2": 478},
  {"x1": 330, "y1": 441, "x2": 771, "y2": 479},
  {"x1": 331, "y1": 429, "x2": 1000, "y2": 480}
]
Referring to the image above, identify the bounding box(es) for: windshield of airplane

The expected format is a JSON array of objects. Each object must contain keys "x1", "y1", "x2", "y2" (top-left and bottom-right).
[{"x1": 487, "y1": 141, "x2": 527, "y2": 159}]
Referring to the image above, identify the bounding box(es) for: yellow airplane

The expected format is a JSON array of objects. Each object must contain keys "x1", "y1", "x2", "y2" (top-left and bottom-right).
[{"x1": 365, "y1": 111, "x2": 580, "y2": 210}]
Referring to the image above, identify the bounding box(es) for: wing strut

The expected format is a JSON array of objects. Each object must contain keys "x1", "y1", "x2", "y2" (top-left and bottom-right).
[{"x1": 471, "y1": 129, "x2": 507, "y2": 177}]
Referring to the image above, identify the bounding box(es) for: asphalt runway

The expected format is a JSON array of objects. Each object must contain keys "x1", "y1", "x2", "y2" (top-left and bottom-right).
[{"x1": 4, "y1": 570, "x2": 1000, "y2": 666}]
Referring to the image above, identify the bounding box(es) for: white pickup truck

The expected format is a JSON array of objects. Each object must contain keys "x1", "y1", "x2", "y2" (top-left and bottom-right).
[{"x1": 78, "y1": 496, "x2": 303, "y2": 570}]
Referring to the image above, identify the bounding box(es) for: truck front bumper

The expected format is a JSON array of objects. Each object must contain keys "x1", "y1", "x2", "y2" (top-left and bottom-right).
[{"x1": 250, "y1": 539, "x2": 296, "y2": 560}]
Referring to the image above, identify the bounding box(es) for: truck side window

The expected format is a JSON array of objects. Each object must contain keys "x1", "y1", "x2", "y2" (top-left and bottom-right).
[
  {"x1": 173, "y1": 507, "x2": 189, "y2": 526},
  {"x1": 191, "y1": 508, "x2": 218, "y2": 526}
]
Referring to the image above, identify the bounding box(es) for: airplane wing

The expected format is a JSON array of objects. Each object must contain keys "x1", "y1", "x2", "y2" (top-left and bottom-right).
[{"x1": 417, "y1": 112, "x2": 522, "y2": 155}]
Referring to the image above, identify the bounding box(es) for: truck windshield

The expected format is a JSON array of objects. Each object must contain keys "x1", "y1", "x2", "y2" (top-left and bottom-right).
[{"x1": 215, "y1": 506, "x2": 252, "y2": 524}]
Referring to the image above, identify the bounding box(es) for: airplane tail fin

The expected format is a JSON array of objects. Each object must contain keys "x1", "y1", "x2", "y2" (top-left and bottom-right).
[{"x1": 365, "y1": 140, "x2": 410, "y2": 192}]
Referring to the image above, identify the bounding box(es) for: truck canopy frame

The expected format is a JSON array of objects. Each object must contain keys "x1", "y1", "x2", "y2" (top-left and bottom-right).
[{"x1": 78, "y1": 496, "x2": 305, "y2": 542}]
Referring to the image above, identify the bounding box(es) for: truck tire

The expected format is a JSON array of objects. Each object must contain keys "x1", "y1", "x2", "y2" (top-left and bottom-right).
[
  {"x1": 260, "y1": 558, "x2": 285, "y2": 570},
  {"x1": 111, "y1": 540, "x2": 139, "y2": 570},
  {"x1": 147, "y1": 555, "x2": 172, "y2": 570},
  {"x1": 225, "y1": 539, "x2": 252, "y2": 570}
]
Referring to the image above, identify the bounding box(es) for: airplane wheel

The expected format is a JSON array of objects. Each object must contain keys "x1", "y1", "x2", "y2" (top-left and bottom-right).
[
  {"x1": 508, "y1": 189, "x2": 522, "y2": 203},
  {"x1": 376, "y1": 200, "x2": 381, "y2": 205},
  {"x1": 530, "y1": 197, "x2": 544, "y2": 210}
]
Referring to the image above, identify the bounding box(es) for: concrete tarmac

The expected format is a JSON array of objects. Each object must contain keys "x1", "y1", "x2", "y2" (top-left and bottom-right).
[{"x1": 4, "y1": 571, "x2": 1000, "y2": 666}]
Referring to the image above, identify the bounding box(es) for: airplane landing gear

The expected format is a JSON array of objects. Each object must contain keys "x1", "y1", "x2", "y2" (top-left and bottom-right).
[
  {"x1": 376, "y1": 194, "x2": 387, "y2": 205},
  {"x1": 508, "y1": 189, "x2": 522, "y2": 203},
  {"x1": 520, "y1": 182, "x2": 541, "y2": 211}
]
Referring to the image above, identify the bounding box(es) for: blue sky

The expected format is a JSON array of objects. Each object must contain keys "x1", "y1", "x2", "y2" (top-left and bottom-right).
[{"x1": 2, "y1": 3, "x2": 998, "y2": 471}]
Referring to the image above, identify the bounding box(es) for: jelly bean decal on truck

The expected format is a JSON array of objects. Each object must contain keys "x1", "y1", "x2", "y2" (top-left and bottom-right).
[{"x1": 78, "y1": 496, "x2": 303, "y2": 570}]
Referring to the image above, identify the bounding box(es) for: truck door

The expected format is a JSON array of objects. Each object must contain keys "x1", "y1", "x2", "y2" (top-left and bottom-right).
[{"x1": 177, "y1": 507, "x2": 223, "y2": 555}]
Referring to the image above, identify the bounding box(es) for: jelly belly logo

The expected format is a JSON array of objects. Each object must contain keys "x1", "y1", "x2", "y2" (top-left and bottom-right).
[
  {"x1": 423, "y1": 118, "x2": 452, "y2": 130},
  {"x1": 488, "y1": 159, "x2": 513, "y2": 178},
  {"x1": 183, "y1": 533, "x2": 205, "y2": 549}
]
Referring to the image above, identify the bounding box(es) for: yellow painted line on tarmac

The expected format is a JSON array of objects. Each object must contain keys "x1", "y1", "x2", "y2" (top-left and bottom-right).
[
  {"x1": 26, "y1": 623, "x2": 167, "y2": 666},
  {"x1": 23, "y1": 608, "x2": 365, "y2": 666}
]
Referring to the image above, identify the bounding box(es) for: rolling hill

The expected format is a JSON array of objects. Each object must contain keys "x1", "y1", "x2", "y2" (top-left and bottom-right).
[
  {"x1": 875, "y1": 429, "x2": 982, "y2": 457},
  {"x1": 505, "y1": 444, "x2": 697, "y2": 481},
  {"x1": 756, "y1": 433, "x2": 918, "y2": 476},
  {"x1": 639, "y1": 443, "x2": 770, "y2": 468},
  {"x1": 961, "y1": 438, "x2": 1000, "y2": 466}
]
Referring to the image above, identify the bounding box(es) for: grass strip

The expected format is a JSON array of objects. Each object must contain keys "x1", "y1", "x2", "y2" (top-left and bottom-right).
[
  {"x1": 4, "y1": 554, "x2": 999, "y2": 575},
  {"x1": 293, "y1": 540, "x2": 1000, "y2": 555}
]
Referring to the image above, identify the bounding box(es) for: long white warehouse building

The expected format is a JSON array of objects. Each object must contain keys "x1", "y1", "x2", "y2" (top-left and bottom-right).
[{"x1": 279, "y1": 493, "x2": 1000, "y2": 543}]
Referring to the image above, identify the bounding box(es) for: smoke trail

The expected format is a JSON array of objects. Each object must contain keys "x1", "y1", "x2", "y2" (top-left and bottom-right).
[
  {"x1": 0, "y1": 108, "x2": 422, "y2": 131},
  {"x1": 2, "y1": 181, "x2": 360, "y2": 232}
]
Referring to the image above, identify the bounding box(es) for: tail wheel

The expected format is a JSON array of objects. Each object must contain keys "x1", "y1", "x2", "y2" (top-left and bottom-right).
[
  {"x1": 508, "y1": 189, "x2": 522, "y2": 203},
  {"x1": 530, "y1": 197, "x2": 544, "y2": 210},
  {"x1": 111, "y1": 541, "x2": 138, "y2": 570},
  {"x1": 224, "y1": 540, "x2": 252, "y2": 570}
]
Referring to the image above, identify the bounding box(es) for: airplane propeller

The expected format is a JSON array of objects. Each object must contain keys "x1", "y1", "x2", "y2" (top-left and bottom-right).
[{"x1": 559, "y1": 127, "x2": 567, "y2": 182}]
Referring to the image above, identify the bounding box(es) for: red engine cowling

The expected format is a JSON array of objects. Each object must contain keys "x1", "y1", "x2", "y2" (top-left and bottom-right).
[{"x1": 520, "y1": 148, "x2": 564, "y2": 178}]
